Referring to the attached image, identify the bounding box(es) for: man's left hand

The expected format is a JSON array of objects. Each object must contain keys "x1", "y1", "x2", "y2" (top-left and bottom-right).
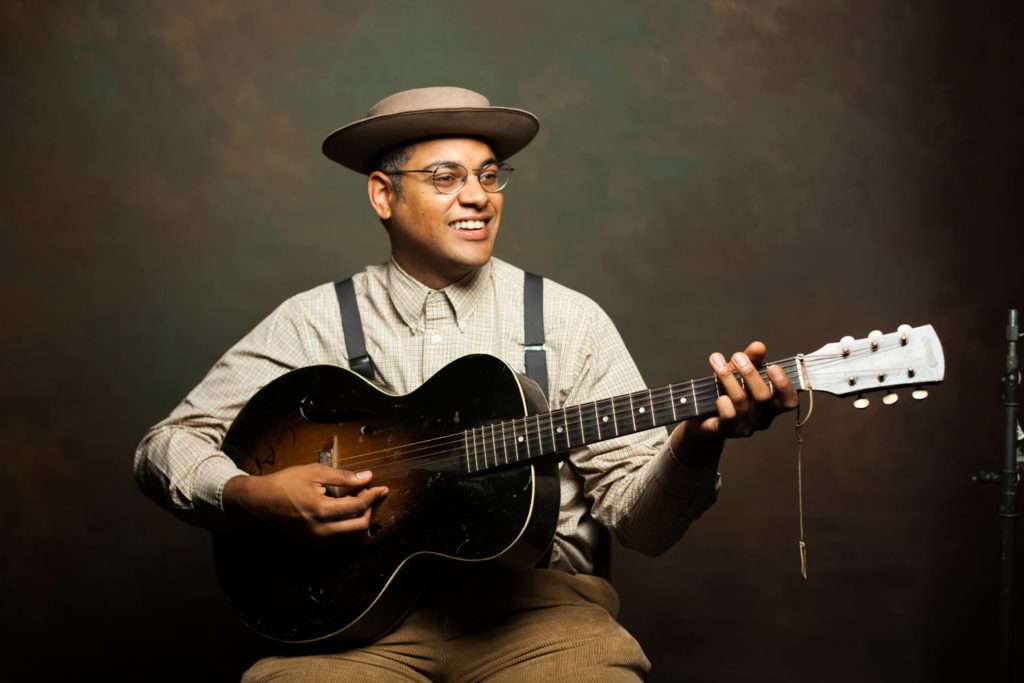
[{"x1": 669, "y1": 341, "x2": 800, "y2": 467}]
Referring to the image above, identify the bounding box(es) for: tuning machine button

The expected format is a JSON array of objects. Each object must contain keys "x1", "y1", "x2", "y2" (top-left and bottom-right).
[
  {"x1": 912, "y1": 389, "x2": 929, "y2": 400},
  {"x1": 840, "y1": 335, "x2": 854, "y2": 356},
  {"x1": 853, "y1": 396, "x2": 870, "y2": 409},
  {"x1": 882, "y1": 391, "x2": 899, "y2": 405},
  {"x1": 869, "y1": 330, "x2": 882, "y2": 351},
  {"x1": 898, "y1": 324, "x2": 912, "y2": 345}
]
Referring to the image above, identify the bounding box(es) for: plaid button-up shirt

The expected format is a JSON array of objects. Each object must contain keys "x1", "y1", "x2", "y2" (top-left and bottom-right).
[{"x1": 134, "y1": 257, "x2": 719, "y2": 572}]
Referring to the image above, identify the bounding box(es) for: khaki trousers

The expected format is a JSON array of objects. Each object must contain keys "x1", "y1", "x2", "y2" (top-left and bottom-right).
[{"x1": 242, "y1": 568, "x2": 651, "y2": 682}]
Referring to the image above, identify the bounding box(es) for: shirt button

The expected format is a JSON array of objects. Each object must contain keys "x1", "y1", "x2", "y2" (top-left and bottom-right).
[{"x1": 431, "y1": 334, "x2": 442, "y2": 343}]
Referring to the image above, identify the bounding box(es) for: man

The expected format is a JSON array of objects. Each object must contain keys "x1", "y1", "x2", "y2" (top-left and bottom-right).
[{"x1": 135, "y1": 86, "x2": 798, "y2": 681}]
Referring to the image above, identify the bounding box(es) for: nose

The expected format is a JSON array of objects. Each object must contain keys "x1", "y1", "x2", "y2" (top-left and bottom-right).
[{"x1": 456, "y1": 173, "x2": 488, "y2": 209}]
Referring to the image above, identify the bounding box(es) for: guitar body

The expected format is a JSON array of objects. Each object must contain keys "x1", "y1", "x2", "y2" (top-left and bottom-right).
[{"x1": 212, "y1": 355, "x2": 559, "y2": 644}]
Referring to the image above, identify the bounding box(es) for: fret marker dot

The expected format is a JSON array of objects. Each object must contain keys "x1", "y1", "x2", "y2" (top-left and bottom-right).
[
  {"x1": 680, "y1": 397, "x2": 687, "y2": 404},
  {"x1": 517, "y1": 436, "x2": 524, "y2": 442},
  {"x1": 602, "y1": 416, "x2": 609, "y2": 422},
  {"x1": 638, "y1": 407, "x2": 646, "y2": 414},
  {"x1": 556, "y1": 426, "x2": 563, "y2": 433}
]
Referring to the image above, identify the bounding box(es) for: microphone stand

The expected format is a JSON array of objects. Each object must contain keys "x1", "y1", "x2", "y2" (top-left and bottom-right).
[{"x1": 974, "y1": 309, "x2": 1021, "y2": 682}]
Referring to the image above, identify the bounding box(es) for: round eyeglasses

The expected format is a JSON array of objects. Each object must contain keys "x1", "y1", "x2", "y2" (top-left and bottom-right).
[{"x1": 389, "y1": 162, "x2": 513, "y2": 195}]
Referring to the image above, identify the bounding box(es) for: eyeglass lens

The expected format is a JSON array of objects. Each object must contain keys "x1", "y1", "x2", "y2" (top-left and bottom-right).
[{"x1": 432, "y1": 163, "x2": 511, "y2": 194}]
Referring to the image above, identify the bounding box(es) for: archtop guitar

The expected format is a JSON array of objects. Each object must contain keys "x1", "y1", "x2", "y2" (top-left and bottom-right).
[{"x1": 212, "y1": 324, "x2": 945, "y2": 644}]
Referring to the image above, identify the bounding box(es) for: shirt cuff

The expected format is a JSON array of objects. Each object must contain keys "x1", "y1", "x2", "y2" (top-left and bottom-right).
[{"x1": 192, "y1": 455, "x2": 248, "y2": 515}]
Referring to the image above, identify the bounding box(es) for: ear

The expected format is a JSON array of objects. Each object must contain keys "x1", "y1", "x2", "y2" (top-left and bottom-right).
[{"x1": 367, "y1": 171, "x2": 397, "y2": 221}]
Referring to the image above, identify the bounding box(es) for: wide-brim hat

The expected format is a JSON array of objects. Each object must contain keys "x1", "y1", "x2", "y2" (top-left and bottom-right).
[{"x1": 322, "y1": 86, "x2": 539, "y2": 174}]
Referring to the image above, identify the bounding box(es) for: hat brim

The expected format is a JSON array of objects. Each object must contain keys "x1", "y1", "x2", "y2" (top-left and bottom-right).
[{"x1": 322, "y1": 107, "x2": 539, "y2": 174}]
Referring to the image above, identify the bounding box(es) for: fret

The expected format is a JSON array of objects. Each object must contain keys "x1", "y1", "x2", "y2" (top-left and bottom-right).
[
  {"x1": 627, "y1": 393, "x2": 637, "y2": 432},
  {"x1": 490, "y1": 423, "x2": 502, "y2": 466},
  {"x1": 510, "y1": 418, "x2": 523, "y2": 461},
  {"x1": 597, "y1": 398, "x2": 617, "y2": 437},
  {"x1": 482, "y1": 426, "x2": 490, "y2": 467},
  {"x1": 545, "y1": 413, "x2": 558, "y2": 454},
  {"x1": 520, "y1": 417, "x2": 532, "y2": 460},
  {"x1": 652, "y1": 386, "x2": 675, "y2": 426},
  {"x1": 472, "y1": 427, "x2": 480, "y2": 471},
  {"x1": 562, "y1": 405, "x2": 582, "y2": 449},
  {"x1": 632, "y1": 389, "x2": 656, "y2": 431},
  {"x1": 669, "y1": 384, "x2": 678, "y2": 422},
  {"x1": 582, "y1": 402, "x2": 601, "y2": 443},
  {"x1": 535, "y1": 414, "x2": 549, "y2": 457},
  {"x1": 569, "y1": 405, "x2": 585, "y2": 448},
  {"x1": 499, "y1": 421, "x2": 509, "y2": 464},
  {"x1": 464, "y1": 431, "x2": 472, "y2": 473},
  {"x1": 613, "y1": 395, "x2": 631, "y2": 437},
  {"x1": 478, "y1": 425, "x2": 485, "y2": 468},
  {"x1": 690, "y1": 379, "x2": 698, "y2": 414}
]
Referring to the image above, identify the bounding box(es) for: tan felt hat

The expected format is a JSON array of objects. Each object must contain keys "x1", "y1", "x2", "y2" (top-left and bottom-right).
[{"x1": 322, "y1": 86, "x2": 540, "y2": 174}]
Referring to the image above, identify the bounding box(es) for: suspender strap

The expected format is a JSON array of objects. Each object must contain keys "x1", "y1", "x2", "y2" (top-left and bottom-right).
[
  {"x1": 523, "y1": 271, "x2": 548, "y2": 400},
  {"x1": 524, "y1": 271, "x2": 553, "y2": 570},
  {"x1": 334, "y1": 278, "x2": 375, "y2": 381}
]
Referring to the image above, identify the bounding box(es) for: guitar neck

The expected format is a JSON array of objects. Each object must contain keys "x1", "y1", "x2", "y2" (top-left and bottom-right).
[{"x1": 463, "y1": 358, "x2": 804, "y2": 474}]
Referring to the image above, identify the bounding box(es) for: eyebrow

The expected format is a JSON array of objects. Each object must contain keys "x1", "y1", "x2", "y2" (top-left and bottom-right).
[{"x1": 421, "y1": 157, "x2": 500, "y2": 170}]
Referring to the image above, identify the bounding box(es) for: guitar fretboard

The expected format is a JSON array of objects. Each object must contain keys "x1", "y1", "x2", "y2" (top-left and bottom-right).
[{"x1": 462, "y1": 358, "x2": 802, "y2": 473}]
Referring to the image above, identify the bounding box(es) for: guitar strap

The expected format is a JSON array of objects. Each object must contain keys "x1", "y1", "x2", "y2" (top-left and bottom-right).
[{"x1": 335, "y1": 270, "x2": 554, "y2": 569}]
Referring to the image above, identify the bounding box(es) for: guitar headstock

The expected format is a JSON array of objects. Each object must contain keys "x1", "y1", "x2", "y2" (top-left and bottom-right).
[{"x1": 800, "y1": 324, "x2": 944, "y2": 406}]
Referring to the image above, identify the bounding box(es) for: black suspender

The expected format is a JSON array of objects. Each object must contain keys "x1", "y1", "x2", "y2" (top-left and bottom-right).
[
  {"x1": 334, "y1": 278, "x2": 375, "y2": 381},
  {"x1": 522, "y1": 271, "x2": 548, "y2": 399},
  {"x1": 334, "y1": 271, "x2": 548, "y2": 399}
]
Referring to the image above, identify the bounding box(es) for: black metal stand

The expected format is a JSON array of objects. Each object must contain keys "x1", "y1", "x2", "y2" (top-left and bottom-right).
[{"x1": 973, "y1": 309, "x2": 1021, "y2": 683}]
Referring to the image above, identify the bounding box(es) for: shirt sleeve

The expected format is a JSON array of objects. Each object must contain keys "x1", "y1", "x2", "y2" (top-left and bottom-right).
[
  {"x1": 132, "y1": 295, "x2": 316, "y2": 528},
  {"x1": 563, "y1": 305, "x2": 721, "y2": 556}
]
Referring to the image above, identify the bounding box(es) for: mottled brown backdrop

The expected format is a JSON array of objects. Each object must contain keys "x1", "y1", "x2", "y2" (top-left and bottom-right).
[{"x1": 2, "y1": 1, "x2": 1022, "y2": 681}]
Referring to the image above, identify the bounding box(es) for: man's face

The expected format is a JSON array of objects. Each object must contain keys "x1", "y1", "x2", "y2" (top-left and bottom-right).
[{"x1": 379, "y1": 137, "x2": 504, "y2": 289}]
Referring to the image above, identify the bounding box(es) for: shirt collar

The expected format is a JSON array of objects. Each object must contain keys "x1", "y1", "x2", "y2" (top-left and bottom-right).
[{"x1": 386, "y1": 257, "x2": 493, "y2": 333}]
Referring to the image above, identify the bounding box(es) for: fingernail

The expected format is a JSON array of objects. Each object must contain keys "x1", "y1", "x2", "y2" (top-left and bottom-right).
[
  {"x1": 356, "y1": 470, "x2": 370, "y2": 480},
  {"x1": 733, "y1": 353, "x2": 749, "y2": 368},
  {"x1": 710, "y1": 353, "x2": 727, "y2": 370},
  {"x1": 380, "y1": 487, "x2": 389, "y2": 496}
]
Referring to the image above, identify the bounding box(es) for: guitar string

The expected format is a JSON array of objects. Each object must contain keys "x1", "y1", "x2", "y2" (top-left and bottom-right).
[
  {"x1": 328, "y1": 347, "x2": 915, "y2": 475},
  {"x1": 321, "y1": 345, "x2": 913, "y2": 476},
  {"x1": 335, "y1": 355, "x2": 916, "y2": 478},
  {"x1": 326, "y1": 357, "x2": 803, "y2": 473}
]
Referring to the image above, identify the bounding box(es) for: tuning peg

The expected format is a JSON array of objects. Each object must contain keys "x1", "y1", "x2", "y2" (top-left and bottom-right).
[
  {"x1": 869, "y1": 330, "x2": 882, "y2": 351},
  {"x1": 912, "y1": 389, "x2": 929, "y2": 400},
  {"x1": 840, "y1": 335, "x2": 854, "y2": 356},
  {"x1": 882, "y1": 391, "x2": 899, "y2": 405},
  {"x1": 853, "y1": 396, "x2": 870, "y2": 409},
  {"x1": 898, "y1": 323, "x2": 912, "y2": 345}
]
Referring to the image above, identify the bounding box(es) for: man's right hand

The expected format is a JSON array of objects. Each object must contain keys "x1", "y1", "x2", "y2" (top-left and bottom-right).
[{"x1": 222, "y1": 464, "x2": 388, "y2": 540}]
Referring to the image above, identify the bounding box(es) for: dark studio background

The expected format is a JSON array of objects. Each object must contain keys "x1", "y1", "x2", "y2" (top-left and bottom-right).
[{"x1": 2, "y1": 1, "x2": 1023, "y2": 681}]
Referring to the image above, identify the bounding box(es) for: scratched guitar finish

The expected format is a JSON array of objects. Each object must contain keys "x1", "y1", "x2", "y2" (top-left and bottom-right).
[{"x1": 212, "y1": 325, "x2": 945, "y2": 644}]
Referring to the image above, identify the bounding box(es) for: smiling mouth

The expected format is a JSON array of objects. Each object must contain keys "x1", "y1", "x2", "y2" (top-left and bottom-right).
[{"x1": 449, "y1": 219, "x2": 489, "y2": 231}]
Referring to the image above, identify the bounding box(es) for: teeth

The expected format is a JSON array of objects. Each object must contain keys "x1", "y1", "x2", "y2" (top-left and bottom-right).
[{"x1": 451, "y1": 220, "x2": 486, "y2": 230}]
